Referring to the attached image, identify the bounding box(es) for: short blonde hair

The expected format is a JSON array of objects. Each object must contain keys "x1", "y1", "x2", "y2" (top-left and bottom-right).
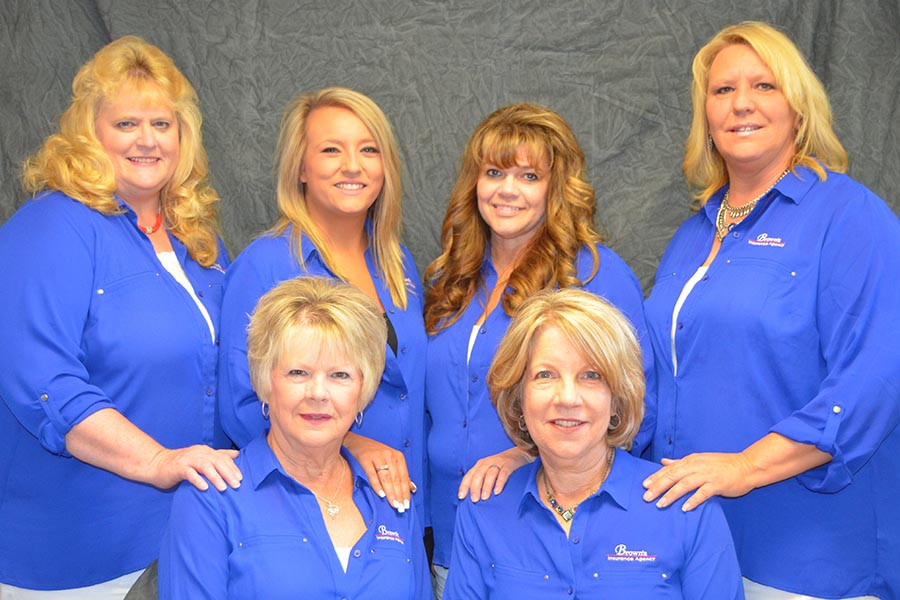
[
  {"x1": 272, "y1": 87, "x2": 408, "y2": 308},
  {"x1": 683, "y1": 21, "x2": 848, "y2": 205},
  {"x1": 21, "y1": 35, "x2": 221, "y2": 266},
  {"x1": 246, "y1": 277, "x2": 387, "y2": 410},
  {"x1": 488, "y1": 288, "x2": 645, "y2": 455},
  {"x1": 424, "y1": 103, "x2": 602, "y2": 334}
]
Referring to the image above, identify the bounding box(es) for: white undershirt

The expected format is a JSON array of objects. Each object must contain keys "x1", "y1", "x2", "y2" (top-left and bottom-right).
[
  {"x1": 334, "y1": 546, "x2": 351, "y2": 572},
  {"x1": 670, "y1": 266, "x2": 708, "y2": 377},
  {"x1": 467, "y1": 325, "x2": 480, "y2": 364},
  {"x1": 157, "y1": 251, "x2": 215, "y2": 342}
]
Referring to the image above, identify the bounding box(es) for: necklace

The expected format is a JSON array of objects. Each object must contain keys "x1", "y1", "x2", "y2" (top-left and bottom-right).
[
  {"x1": 309, "y1": 458, "x2": 347, "y2": 519},
  {"x1": 544, "y1": 449, "x2": 615, "y2": 522},
  {"x1": 139, "y1": 207, "x2": 163, "y2": 235},
  {"x1": 715, "y1": 169, "x2": 789, "y2": 241}
]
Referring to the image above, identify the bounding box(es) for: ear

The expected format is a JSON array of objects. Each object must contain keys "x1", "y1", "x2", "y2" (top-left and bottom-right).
[{"x1": 299, "y1": 163, "x2": 307, "y2": 184}]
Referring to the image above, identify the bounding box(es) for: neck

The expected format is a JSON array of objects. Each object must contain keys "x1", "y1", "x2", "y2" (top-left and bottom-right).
[
  {"x1": 725, "y1": 160, "x2": 791, "y2": 205},
  {"x1": 541, "y1": 447, "x2": 613, "y2": 500},
  {"x1": 313, "y1": 215, "x2": 368, "y2": 256},
  {"x1": 267, "y1": 431, "x2": 346, "y2": 484},
  {"x1": 489, "y1": 238, "x2": 530, "y2": 278}
]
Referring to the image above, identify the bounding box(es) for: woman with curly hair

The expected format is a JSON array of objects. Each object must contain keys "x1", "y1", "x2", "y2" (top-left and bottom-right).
[
  {"x1": 0, "y1": 36, "x2": 240, "y2": 597},
  {"x1": 423, "y1": 103, "x2": 654, "y2": 596}
]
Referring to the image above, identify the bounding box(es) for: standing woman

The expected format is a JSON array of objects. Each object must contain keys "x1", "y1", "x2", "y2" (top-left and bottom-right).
[
  {"x1": 642, "y1": 22, "x2": 900, "y2": 599},
  {"x1": 0, "y1": 36, "x2": 241, "y2": 597},
  {"x1": 424, "y1": 103, "x2": 655, "y2": 594},
  {"x1": 218, "y1": 88, "x2": 426, "y2": 513}
]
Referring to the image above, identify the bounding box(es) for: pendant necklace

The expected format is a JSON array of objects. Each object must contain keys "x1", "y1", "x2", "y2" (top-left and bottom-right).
[
  {"x1": 715, "y1": 169, "x2": 789, "y2": 241},
  {"x1": 310, "y1": 458, "x2": 347, "y2": 519},
  {"x1": 544, "y1": 449, "x2": 615, "y2": 522}
]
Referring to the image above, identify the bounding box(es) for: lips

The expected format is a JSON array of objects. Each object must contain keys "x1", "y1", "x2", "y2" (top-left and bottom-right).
[
  {"x1": 335, "y1": 182, "x2": 365, "y2": 190},
  {"x1": 551, "y1": 419, "x2": 585, "y2": 428},
  {"x1": 128, "y1": 157, "x2": 161, "y2": 164},
  {"x1": 300, "y1": 413, "x2": 332, "y2": 422},
  {"x1": 729, "y1": 124, "x2": 762, "y2": 135},
  {"x1": 491, "y1": 203, "x2": 524, "y2": 214}
]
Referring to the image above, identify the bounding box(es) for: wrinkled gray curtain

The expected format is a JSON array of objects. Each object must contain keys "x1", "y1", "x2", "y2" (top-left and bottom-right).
[{"x1": 3, "y1": 0, "x2": 898, "y2": 290}]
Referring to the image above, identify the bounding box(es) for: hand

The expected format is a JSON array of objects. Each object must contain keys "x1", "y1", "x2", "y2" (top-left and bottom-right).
[
  {"x1": 641, "y1": 451, "x2": 756, "y2": 512},
  {"x1": 148, "y1": 445, "x2": 241, "y2": 492},
  {"x1": 458, "y1": 447, "x2": 533, "y2": 502},
  {"x1": 343, "y1": 432, "x2": 415, "y2": 513}
]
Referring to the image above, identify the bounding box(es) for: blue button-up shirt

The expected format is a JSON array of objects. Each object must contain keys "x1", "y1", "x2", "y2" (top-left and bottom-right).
[
  {"x1": 644, "y1": 166, "x2": 900, "y2": 598},
  {"x1": 444, "y1": 450, "x2": 743, "y2": 599},
  {"x1": 159, "y1": 436, "x2": 430, "y2": 599},
  {"x1": 426, "y1": 243, "x2": 656, "y2": 566},
  {"x1": 217, "y1": 227, "x2": 428, "y2": 516},
  {"x1": 0, "y1": 191, "x2": 228, "y2": 589}
]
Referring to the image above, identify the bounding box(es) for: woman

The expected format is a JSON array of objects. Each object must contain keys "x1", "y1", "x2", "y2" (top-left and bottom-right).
[
  {"x1": 444, "y1": 288, "x2": 742, "y2": 599},
  {"x1": 424, "y1": 102, "x2": 655, "y2": 594},
  {"x1": 0, "y1": 37, "x2": 241, "y2": 596},
  {"x1": 642, "y1": 22, "x2": 900, "y2": 599},
  {"x1": 161, "y1": 277, "x2": 429, "y2": 599},
  {"x1": 217, "y1": 87, "x2": 425, "y2": 513}
]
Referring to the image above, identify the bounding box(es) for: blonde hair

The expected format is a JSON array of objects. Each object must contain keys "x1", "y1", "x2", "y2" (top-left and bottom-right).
[
  {"x1": 246, "y1": 277, "x2": 387, "y2": 410},
  {"x1": 683, "y1": 21, "x2": 848, "y2": 205},
  {"x1": 271, "y1": 87, "x2": 408, "y2": 309},
  {"x1": 20, "y1": 35, "x2": 221, "y2": 266},
  {"x1": 489, "y1": 288, "x2": 645, "y2": 455},
  {"x1": 424, "y1": 103, "x2": 602, "y2": 334}
]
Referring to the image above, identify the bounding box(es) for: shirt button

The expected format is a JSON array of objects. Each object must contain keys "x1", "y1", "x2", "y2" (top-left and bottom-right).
[
  {"x1": 353, "y1": 549, "x2": 361, "y2": 558},
  {"x1": 401, "y1": 346, "x2": 408, "y2": 354},
  {"x1": 462, "y1": 419, "x2": 468, "y2": 428},
  {"x1": 471, "y1": 375, "x2": 478, "y2": 382},
  {"x1": 667, "y1": 436, "x2": 673, "y2": 445},
  {"x1": 833, "y1": 405, "x2": 842, "y2": 414},
  {"x1": 404, "y1": 439, "x2": 411, "y2": 448},
  {"x1": 459, "y1": 468, "x2": 465, "y2": 476},
  {"x1": 400, "y1": 393, "x2": 407, "y2": 400},
  {"x1": 677, "y1": 322, "x2": 684, "y2": 330},
  {"x1": 480, "y1": 327, "x2": 486, "y2": 334},
  {"x1": 206, "y1": 388, "x2": 214, "y2": 396},
  {"x1": 571, "y1": 536, "x2": 580, "y2": 544},
  {"x1": 389, "y1": 308, "x2": 395, "y2": 314},
  {"x1": 732, "y1": 231, "x2": 741, "y2": 239},
  {"x1": 198, "y1": 290, "x2": 204, "y2": 297},
  {"x1": 40, "y1": 393, "x2": 49, "y2": 402},
  {"x1": 593, "y1": 573, "x2": 599, "y2": 579},
  {"x1": 567, "y1": 586, "x2": 574, "y2": 595},
  {"x1": 702, "y1": 275, "x2": 709, "y2": 281}
]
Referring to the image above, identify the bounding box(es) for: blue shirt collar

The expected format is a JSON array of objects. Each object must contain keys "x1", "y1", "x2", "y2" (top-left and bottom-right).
[
  {"x1": 704, "y1": 164, "x2": 821, "y2": 224},
  {"x1": 243, "y1": 434, "x2": 369, "y2": 493}
]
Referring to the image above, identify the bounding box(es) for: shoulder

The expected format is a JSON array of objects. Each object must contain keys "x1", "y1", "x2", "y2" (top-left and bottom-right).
[
  {"x1": 579, "y1": 243, "x2": 642, "y2": 296},
  {"x1": 460, "y1": 464, "x2": 531, "y2": 521}
]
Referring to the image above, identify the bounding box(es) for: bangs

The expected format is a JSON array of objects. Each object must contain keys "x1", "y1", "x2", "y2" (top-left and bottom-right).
[
  {"x1": 477, "y1": 127, "x2": 551, "y2": 173},
  {"x1": 280, "y1": 319, "x2": 355, "y2": 370}
]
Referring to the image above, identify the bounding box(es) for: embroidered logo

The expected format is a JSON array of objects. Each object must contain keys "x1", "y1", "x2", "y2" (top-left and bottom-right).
[
  {"x1": 747, "y1": 233, "x2": 786, "y2": 248},
  {"x1": 606, "y1": 544, "x2": 657, "y2": 562},
  {"x1": 374, "y1": 525, "x2": 405, "y2": 545}
]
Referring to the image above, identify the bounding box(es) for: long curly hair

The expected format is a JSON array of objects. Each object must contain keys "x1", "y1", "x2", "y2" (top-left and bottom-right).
[
  {"x1": 270, "y1": 88, "x2": 408, "y2": 309},
  {"x1": 20, "y1": 35, "x2": 220, "y2": 266},
  {"x1": 683, "y1": 21, "x2": 848, "y2": 206},
  {"x1": 424, "y1": 103, "x2": 601, "y2": 334}
]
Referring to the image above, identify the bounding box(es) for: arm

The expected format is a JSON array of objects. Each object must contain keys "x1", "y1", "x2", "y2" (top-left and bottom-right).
[
  {"x1": 343, "y1": 431, "x2": 414, "y2": 512},
  {"x1": 457, "y1": 446, "x2": 533, "y2": 501},
  {"x1": 158, "y1": 482, "x2": 231, "y2": 600},
  {"x1": 443, "y1": 501, "x2": 489, "y2": 600},
  {"x1": 680, "y1": 500, "x2": 745, "y2": 600},
  {"x1": 67, "y1": 408, "x2": 240, "y2": 491},
  {"x1": 642, "y1": 432, "x2": 830, "y2": 511}
]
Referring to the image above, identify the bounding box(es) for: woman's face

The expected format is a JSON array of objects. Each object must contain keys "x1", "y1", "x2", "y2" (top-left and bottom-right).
[
  {"x1": 705, "y1": 43, "x2": 798, "y2": 177},
  {"x1": 94, "y1": 85, "x2": 180, "y2": 207},
  {"x1": 477, "y1": 145, "x2": 549, "y2": 254},
  {"x1": 266, "y1": 326, "x2": 363, "y2": 457},
  {"x1": 522, "y1": 325, "x2": 613, "y2": 468},
  {"x1": 300, "y1": 106, "x2": 385, "y2": 224}
]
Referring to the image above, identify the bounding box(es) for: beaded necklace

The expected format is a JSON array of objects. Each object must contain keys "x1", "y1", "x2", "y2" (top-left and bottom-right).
[
  {"x1": 543, "y1": 450, "x2": 615, "y2": 522},
  {"x1": 715, "y1": 169, "x2": 790, "y2": 241}
]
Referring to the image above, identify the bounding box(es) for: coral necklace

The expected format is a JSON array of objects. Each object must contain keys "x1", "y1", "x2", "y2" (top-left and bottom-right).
[{"x1": 139, "y1": 208, "x2": 163, "y2": 235}]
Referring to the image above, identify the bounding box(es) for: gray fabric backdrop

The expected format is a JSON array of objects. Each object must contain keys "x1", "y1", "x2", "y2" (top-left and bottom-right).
[{"x1": 2, "y1": 0, "x2": 898, "y2": 292}]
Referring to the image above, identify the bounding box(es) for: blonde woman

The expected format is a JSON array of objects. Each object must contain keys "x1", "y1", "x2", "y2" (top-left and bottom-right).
[
  {"x1": 218, "y1": 88, "x2": 425, "y2": 513},
  {"x1": 0, "y1": 36, "x2": 240, "y2": 597},
  {"x1": 642, "y1": 22, "x2": 900, "y2": 599}
]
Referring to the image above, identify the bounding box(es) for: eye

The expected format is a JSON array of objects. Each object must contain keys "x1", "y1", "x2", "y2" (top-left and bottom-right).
[
  {"x1": 485, "y1": 168, "x2": 502, "y2": 178},
  {"x1": 711, "y1": 85, "x2": 733, "y2": 95},
  {"x1": 756, "y1": 82, "x2": 776, "y2": 91},
  {"x1": 322, "y1": 146, "x2": 340, "y2": 154},
  {"x1": 361, "y1": 145, "x2": 380, "y2": 154},
  {"x1": 115, "y1": 120, "x2": 137, "y2": 129},
  {"x1": 331, "y1": 370, "x2": 353, "y2": 380},
  {"x1": 287, "y1": 369, "x2": 308, "y2": 377},
  {"x1": 533, "y1": 370, "x2": 553, "y2": 380},
  {"x1": 582, "y1": 370, "x2": 605, "y2": 382},
  {"x1": 152, "y1": 120, "x2": 172, "y2": 129},
  {"x1": 522, "y1": 172, "x2": 540, "y2": 182}
]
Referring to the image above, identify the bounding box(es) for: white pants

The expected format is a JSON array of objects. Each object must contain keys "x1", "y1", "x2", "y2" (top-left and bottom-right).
[
  {"x1": 0, "y1": 571, "x2": 142, "y2": 600},
  {"x1": 744, "y1": 577, "x2": 879, "y2": 600}
]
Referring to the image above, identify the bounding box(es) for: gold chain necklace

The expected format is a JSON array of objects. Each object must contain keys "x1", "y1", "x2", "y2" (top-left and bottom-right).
[
  {"x1": 544, "y1": 450, "x2": 615, "y2": 522},
  {"x1": 309, "y1": 458, "x2": 347, "y2": 519},
  {"x1": 715, "y1": 169, "x2": 789, "y2": 241}
]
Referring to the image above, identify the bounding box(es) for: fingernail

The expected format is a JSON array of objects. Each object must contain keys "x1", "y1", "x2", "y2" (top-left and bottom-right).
[
  {"x1": 403, "y1": 499, "x2": 410, "y2": 510},
  {"x1": 642, "y1": 479, "x2": 651, "y2": 488},
  {"x1": 643, "y1": 491, "x2": 653, "y2": 501},
  {"x1": 656, "y1": 498, "x2": 668, "y2": 509},
  {"x1": 458, "y1": 492, "x2": 466, "y2": 500},
  {"x1": 392, "y1": 499, "x2": 401, "y2": 510},
  {"x1": 410, "y1": 482, "x2": 418, "y2": 493},
  {"x1": 378, "y1": 490, "x2": 386, "y2": 498}
]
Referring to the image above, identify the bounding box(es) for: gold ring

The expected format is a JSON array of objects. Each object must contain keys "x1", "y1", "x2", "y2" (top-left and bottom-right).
[{"x1": 377, "y1": 464, "x2": 390, "y2": 472}]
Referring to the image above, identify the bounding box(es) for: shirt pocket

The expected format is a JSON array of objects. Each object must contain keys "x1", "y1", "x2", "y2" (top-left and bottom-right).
[
  {"x1": 587, "y1": 563, "x2": 681, "y2": 598},
  {"x1": 487, "y1": 563, "x2": 571, "y2": 600}
]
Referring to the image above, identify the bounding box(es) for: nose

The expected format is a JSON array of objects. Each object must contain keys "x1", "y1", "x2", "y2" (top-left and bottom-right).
[
  {"x1": 136, "y1": 122, "x2": 157, "y2": 148},
  {"x1": 733, "y1": 83, "x2": 754, "y2": 113},
  {"x1": 342, "y1": 151, "x2": 361, "y2": 175},
  {"x1": 499, "y1": 174, "x2": 518, "y2": 196},
  {"x1": 553, "y1": 376, "x2": 581, "y2": 407},
  {"x1": 307, "y1": 373, "x2": 330, "y2": 401}
]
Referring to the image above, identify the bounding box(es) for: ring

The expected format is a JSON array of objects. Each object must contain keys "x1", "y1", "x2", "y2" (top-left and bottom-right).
[
  {"x1": 488, "y1": 464, "x2": 501, "y2": 471},
  {"x1": 377, "y1": 464, "x2": 391, "y2": 472}
]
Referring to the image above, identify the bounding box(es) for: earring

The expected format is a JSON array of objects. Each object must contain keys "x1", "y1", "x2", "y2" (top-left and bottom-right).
[
  {"x1": 707, "y1": 133, "x2": 714, "y2": 152},
  {"x1": 355, "y1": 411, "x2": 364, "y2": 427},
  {"x1": 261, "y1": 402, "x2": 270, "y2": 420},
  {"x1": 517, "y1": 414, "x2": 528, "y2": 432},
  {"x1": 608, "y1": 413, "x2": 621, "y2": 431}
]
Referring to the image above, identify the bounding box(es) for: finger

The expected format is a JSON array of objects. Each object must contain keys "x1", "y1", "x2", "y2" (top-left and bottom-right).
[
  {"x1": 492, "y1": 466, "x2": 512, "y2": 495},
  {"x1": 362, "y1": 461, "x2": 387, "y2": 498},
  {"x1": 480, "y1": 466, "x2": 500, "y2": 500},
  {"x1": 681, "y1": 486, "x2": 714, "y2": 512},
  {"x1": 388, "y1": 457, "x2": 412, "y2": 511},
  {"x1": 654, "y1": 472, "x2": 701, "y2": 509},
  {"x1": 184, "y1": 468, "x2": 210, "y2": 492}
]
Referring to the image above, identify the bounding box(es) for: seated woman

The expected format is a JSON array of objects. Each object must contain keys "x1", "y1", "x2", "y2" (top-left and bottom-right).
[
  {"x1": 444, "y1": 288, "x2": 743, "y2": 599},
  {"x1": 160, "y1": 277, "x2": 429, "y2": 599}
]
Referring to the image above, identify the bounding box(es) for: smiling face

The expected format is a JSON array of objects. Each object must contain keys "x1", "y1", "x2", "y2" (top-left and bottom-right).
[
  {"x1": 477, "y1": 145, "x2": 550, "y2": 255},
  {"x1": 299, "y1": 105, "x2": 385, "y2": 225},
  {"x1": 706, "y1": 43, "x2": 798, "y2": 179},
  {"x1": 266, "y1": 325, "x2": 363, "y2": 461},
  {"x1": 522, "y1": 324, "x2": 613, "y2": 469},
  {"x1": 94, "y1": 84, "x2": 180, "y2": 208}
]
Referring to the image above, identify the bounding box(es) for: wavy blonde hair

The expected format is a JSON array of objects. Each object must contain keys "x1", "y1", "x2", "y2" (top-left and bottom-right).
[
  {"x1": 424, "y1": 103, "x2": 601, "y2": 334},
  {"x1": 21, "y1": 35, "x2": 221, "y2": 266},
  {"x1": 247, "y1": 277, "x2": 387, "y2": 410},
  {"x1": 271, "y1": 88, "x2": 408, "y2": 309},
  {"x1": 683, "y1": 21, "x2": 848, "y2": 206},
  {"x1": 489, "y1": 288, "x2": 645, "y2": 455}
]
